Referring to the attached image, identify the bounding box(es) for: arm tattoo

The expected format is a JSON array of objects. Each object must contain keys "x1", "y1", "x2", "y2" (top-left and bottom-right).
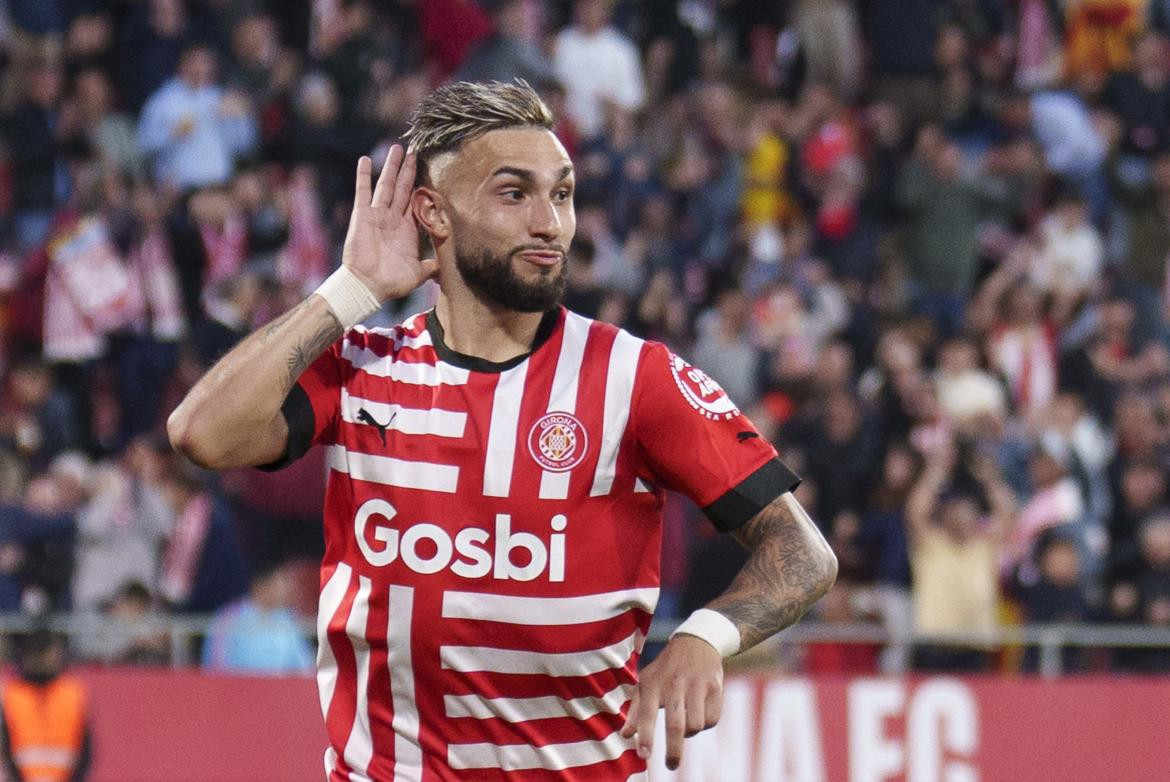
[
  {"x1": 706, "y1": 494, "x2": 837, "y2": 651},
  {"x1": 281, "y1": 308, "x2": 343, "y2": 395}
]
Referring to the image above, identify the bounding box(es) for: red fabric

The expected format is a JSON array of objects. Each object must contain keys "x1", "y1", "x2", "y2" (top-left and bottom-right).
[
  {"x1": 630, "y1": 343, "x2": 778, "y2": 509},
  {"x1": 416, "y1": 0, "x2": 491, "y2": 77},
  {"x1": 290, "y1": 308, "x2": 783, "y2": 779}
]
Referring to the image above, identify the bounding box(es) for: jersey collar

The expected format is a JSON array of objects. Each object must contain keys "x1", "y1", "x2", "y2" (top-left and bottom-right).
[{"x1": 425, "y1": 306, "x2": 563, "y2": 373}]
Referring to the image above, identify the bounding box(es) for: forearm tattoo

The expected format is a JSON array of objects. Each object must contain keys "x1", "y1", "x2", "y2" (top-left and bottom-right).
[
  {"x1": 258, "y1": 297, "x2": 343, "y2": 396},
  {"x1": 707, "y1": 494, "x2": 836, "y2": 651}
]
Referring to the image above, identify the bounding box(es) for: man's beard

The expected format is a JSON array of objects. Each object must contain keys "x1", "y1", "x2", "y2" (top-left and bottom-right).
[{"x1": 454, "y1": 239, "x2": 567, "y2": 313}]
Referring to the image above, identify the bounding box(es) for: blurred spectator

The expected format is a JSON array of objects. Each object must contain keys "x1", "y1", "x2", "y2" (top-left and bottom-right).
[
  {"x1": 157, "y1": 458, "x2": 249, "y2": 614},
  {"x1": 856, "y1": 442, "x2": 918, "y2": 673},
  {"x1": 997, "y1": 90, "x2": 1108, "y2": 221},
  {"x1": 934, "y1": 337, "x2": 1008, "y2": 431},
  {"x1": 137, "y1": 43, "x2": 258, "y2": 192},
  {"x1": 1015, "y1": 530, "x2": 1090, "y2": 671},
  {"x1": 2, "y1": 57, "x2": 68, "y2": 254},
  {"x1": 202, "y1": 559, "x2": 313, "y2": 674},
  {"x1": 456, "y1": 0, "x2": 558, "y2": 87},
  {"x1": 896, "y1": 126, "x2": 1006, "y2": 336},
  {"x1": 117, "y1": 0, "x2": 199, "y2": 114},
  {"x1": 1064, "y1": 0, "x2": 1148, "y2": 78},
  {"x1": 1103, "y1": 32, "x2": 1170, "y2": 159},
  {"x1": 906, "y1": 437, "x2": 1016, "y2": 671},
  {"x1": 0, "y1": 358, "x2": 78, "y2": 471},
  {"x1": 1029, "y1": 189, "x2": 1105, "y2": 311},
  {"x1": 76, "y1": 581, "x2": 170, "y2": 665},
  {"x1": 553, "y1": 0, "x2": 645, "y2": 138},
  {"x1": 1005, "y1": 441, "x2": 1086, "y2": 579},
  {"x1": 1110, "y1": 512, "x2": 1170, "y2": 670},
  {"x1": 691, "y1": 288, "x2": 762, "y2": 409},
  {"x1": 0, "y1": 453, "x2": 87, "y2": 613},
  {"x1": 71, "y1": 436, "x2": 174, "y2": 611},
  {"x1": 68, "y1": 67, "x2": 146, "y2": 179},
  {"x1": 1113, "y1": 150, "x2": 1170, "y2": 293},
  {"x1": 290, "y1": 71, "x2": 378, "y2": 221}
]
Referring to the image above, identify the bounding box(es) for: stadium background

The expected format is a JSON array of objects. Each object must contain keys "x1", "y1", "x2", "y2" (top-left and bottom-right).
[{"x1": 1, "y1": 0, "x2": 1170, "y2": 779}]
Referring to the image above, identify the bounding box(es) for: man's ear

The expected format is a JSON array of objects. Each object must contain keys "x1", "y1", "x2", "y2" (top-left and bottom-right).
[{"x1": 412, "y1": 187, "x2": 450, "y2": 242}]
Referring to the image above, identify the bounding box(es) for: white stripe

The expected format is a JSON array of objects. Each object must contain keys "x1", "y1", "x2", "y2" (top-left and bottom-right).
[
  {"x1": 444, "y1": 682, "x2": 633, "y2": 722},
  {"x1": 539, "y1": 313, "x2": 591, "y2": 499},
  {"x1": 441, "y1": 631, "x2": 640, "y2": 676},
  {"x1": 315, "y1": 563, "x2": 352, "y2": 719},
  {"x1": 327, "y1": 444, "x2": 348, "y2": 473},
  {"x1": 348, "y1": 323, "x2": 432, "y2": 351},
  {"x1": 482, "y1": 361, "x2": 529, "y2": 498},
  {"x1": 342, "y1": 577, "x2": 374, "y2": 775},
  {"x1": 442, "y1": 587, "x2": 659, "y2": 625},
  {"x1": 340, "y1": 388, "x2": 467, "y2": 438},
  {"x1": 634, "y1": 478, "x2": 652, "y2": 493},
  {"x1": 626, "y1": 773, "x2": 649, "y2": 782},
  {"x1": 388, "y1": 585, "x2": 422, "y2": 782},
  {"x1": 341, "y1": 342, "x2": 468, "y2": 385},
  {"x1": 591, "y1": 331, "x2": 644, "y2": 496},
  {"x1": 448, "y1": 730, "x2": 635, "y2": 771},
  {"x1": 329, "y1": 447, "x2": 459, "y2": 493}
]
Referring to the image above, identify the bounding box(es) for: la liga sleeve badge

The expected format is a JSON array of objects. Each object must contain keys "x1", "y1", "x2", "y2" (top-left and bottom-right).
[
  {"x1": 668, "y1": 352, "x2": 741, "y2": 420},
  {"x1": 528, "y1": 412, "x2": 589, "y2": 472}
]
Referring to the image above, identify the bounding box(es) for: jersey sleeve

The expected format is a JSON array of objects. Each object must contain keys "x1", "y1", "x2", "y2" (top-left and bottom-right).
[
  {"x1": 631, "y1": 342, "x2": 800, "y2": 532},
  {"x1": 256, "y1": 338, "x2": 344, "y2": 471}
]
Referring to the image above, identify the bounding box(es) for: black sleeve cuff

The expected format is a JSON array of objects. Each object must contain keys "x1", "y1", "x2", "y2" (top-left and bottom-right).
[
  {"x1": 702, "y1": 458, "x2": 802, "y2": 532},
  {"x1": 255, "y1": 383, "x2": 316, "y2": 472}
]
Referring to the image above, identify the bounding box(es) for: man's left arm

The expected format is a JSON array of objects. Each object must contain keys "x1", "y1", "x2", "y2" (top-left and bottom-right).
[{"x1": 620, "y1": 491, "x2": 836, "y2": 769}]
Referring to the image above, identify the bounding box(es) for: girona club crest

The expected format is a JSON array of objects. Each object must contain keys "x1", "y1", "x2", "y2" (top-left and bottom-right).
[{"x1": 528, "y1": 412, "x2": 589, "y2": 472}]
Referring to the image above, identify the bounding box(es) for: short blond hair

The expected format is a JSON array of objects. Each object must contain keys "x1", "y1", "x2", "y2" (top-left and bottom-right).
[{"x1": 404, "y1": 80, "x2": 555, "y2": 183}]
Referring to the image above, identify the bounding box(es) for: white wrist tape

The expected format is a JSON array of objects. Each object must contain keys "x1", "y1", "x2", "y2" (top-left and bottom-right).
[
  {"x1": 315, "y1": 266, "x2": 381, "y2": 330},
  {"x1": 670, "y1": 609, "x2": 741, "y2": 657}
]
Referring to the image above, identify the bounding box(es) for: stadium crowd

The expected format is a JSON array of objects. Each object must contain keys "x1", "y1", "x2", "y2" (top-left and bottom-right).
[{"x1": 1, "y1": 0, "x2": 1170, "y2": 675}]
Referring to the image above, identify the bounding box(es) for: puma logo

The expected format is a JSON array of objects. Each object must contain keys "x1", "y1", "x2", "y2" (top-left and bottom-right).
[{"x1": 357, "y1": 408, "x2": 396, "y2": 446}]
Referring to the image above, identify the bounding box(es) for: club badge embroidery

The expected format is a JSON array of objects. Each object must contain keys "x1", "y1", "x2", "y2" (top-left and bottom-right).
[{"x1": 528, "y1": 412, "x2": 589, "y2": 472}]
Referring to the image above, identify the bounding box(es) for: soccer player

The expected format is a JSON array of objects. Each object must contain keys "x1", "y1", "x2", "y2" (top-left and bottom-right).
[{"x1": 168, "y1": 81, "x2": 836, "y2": 781}]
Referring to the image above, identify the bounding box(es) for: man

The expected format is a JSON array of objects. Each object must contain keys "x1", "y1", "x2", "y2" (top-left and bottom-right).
[
  {"x1": 552, "y1": 0, "x2": 645, "y2": 138},
  {"x1": 0, "y1": 629, "x2": 92, "y2": 782},
  {"x1": 169, "y1": 81, "x2": 836, "y2": 780},
  {"x1": 137, "y1": 43, "x2": 257, "y2": 192}
]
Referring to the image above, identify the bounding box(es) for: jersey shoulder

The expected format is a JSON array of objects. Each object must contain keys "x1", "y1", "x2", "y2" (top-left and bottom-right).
[{"x1": 341, "y1": 311, "x2": 433, "y2": 359}]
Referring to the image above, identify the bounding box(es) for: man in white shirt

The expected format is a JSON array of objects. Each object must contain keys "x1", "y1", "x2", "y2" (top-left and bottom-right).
[{"x1": 553, "y1": 0, "x2": 645, "y2": 138}]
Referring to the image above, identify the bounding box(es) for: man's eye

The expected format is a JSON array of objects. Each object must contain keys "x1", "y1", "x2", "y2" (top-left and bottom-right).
[
  {"x1": 502, "y1": 189, "x2": 524, "y2": 201},
  {"x1": 555, "y1": 189, "x2": 572, "y2": 201}
]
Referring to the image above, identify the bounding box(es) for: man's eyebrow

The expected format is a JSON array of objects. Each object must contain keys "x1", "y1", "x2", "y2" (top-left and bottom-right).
[
  {"x1": 489, "y1": 164, "x2": 576, "y2": 183},
  {"x1": 490, "y1": 166, "x2": 536, "y2": 183}
]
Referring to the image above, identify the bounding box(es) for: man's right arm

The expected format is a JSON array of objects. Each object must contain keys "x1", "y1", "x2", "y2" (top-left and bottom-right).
[
  {"x1": 168, "y1": 146, "x2": 437, "y2": 470},
  {"x1": 166, "y1": 295, "x2": 342, "y2": 469}
]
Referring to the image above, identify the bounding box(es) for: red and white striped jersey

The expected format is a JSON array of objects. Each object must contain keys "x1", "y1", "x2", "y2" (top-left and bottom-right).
[{"x1": 277, "y1": 306, "x2": 798, "y2": 782}]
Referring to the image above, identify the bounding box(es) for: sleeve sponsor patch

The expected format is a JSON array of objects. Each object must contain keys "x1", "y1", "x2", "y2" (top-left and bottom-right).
[{"x1": 668, "y1": 352, "x2": 741, "y2": 420}]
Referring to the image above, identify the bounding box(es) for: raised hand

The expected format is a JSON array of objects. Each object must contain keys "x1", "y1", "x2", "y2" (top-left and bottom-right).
[{"x1": 342, "y1": 145, "x2": 439, "y2": 303}]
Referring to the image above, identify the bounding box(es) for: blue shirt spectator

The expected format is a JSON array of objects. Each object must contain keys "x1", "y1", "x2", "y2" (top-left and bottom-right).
[
  {"x1": 202, "y1": 563, "x2": 312, "y2": 675},
  {"x1": 137, "y1": 44, "x2": 257, "y2": 191}
]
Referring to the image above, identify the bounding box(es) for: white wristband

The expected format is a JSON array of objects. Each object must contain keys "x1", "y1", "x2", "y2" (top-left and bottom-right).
[
  {"x1": 315, "y1": 266, "x2": 381, "y2": 330},
  {"x1": 670, "y1": 609, "x2": 741, "y2": 657}
]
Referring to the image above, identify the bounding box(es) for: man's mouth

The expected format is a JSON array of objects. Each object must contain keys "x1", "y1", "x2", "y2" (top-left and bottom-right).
[{"x1": 515, "y1": 250, "x2": 564, "y2": 267}]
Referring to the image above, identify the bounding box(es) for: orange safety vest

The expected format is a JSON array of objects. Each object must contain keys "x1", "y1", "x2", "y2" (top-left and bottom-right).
[{"x1": 1, "y1": 676, "x2": 87, "y2": 782}]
